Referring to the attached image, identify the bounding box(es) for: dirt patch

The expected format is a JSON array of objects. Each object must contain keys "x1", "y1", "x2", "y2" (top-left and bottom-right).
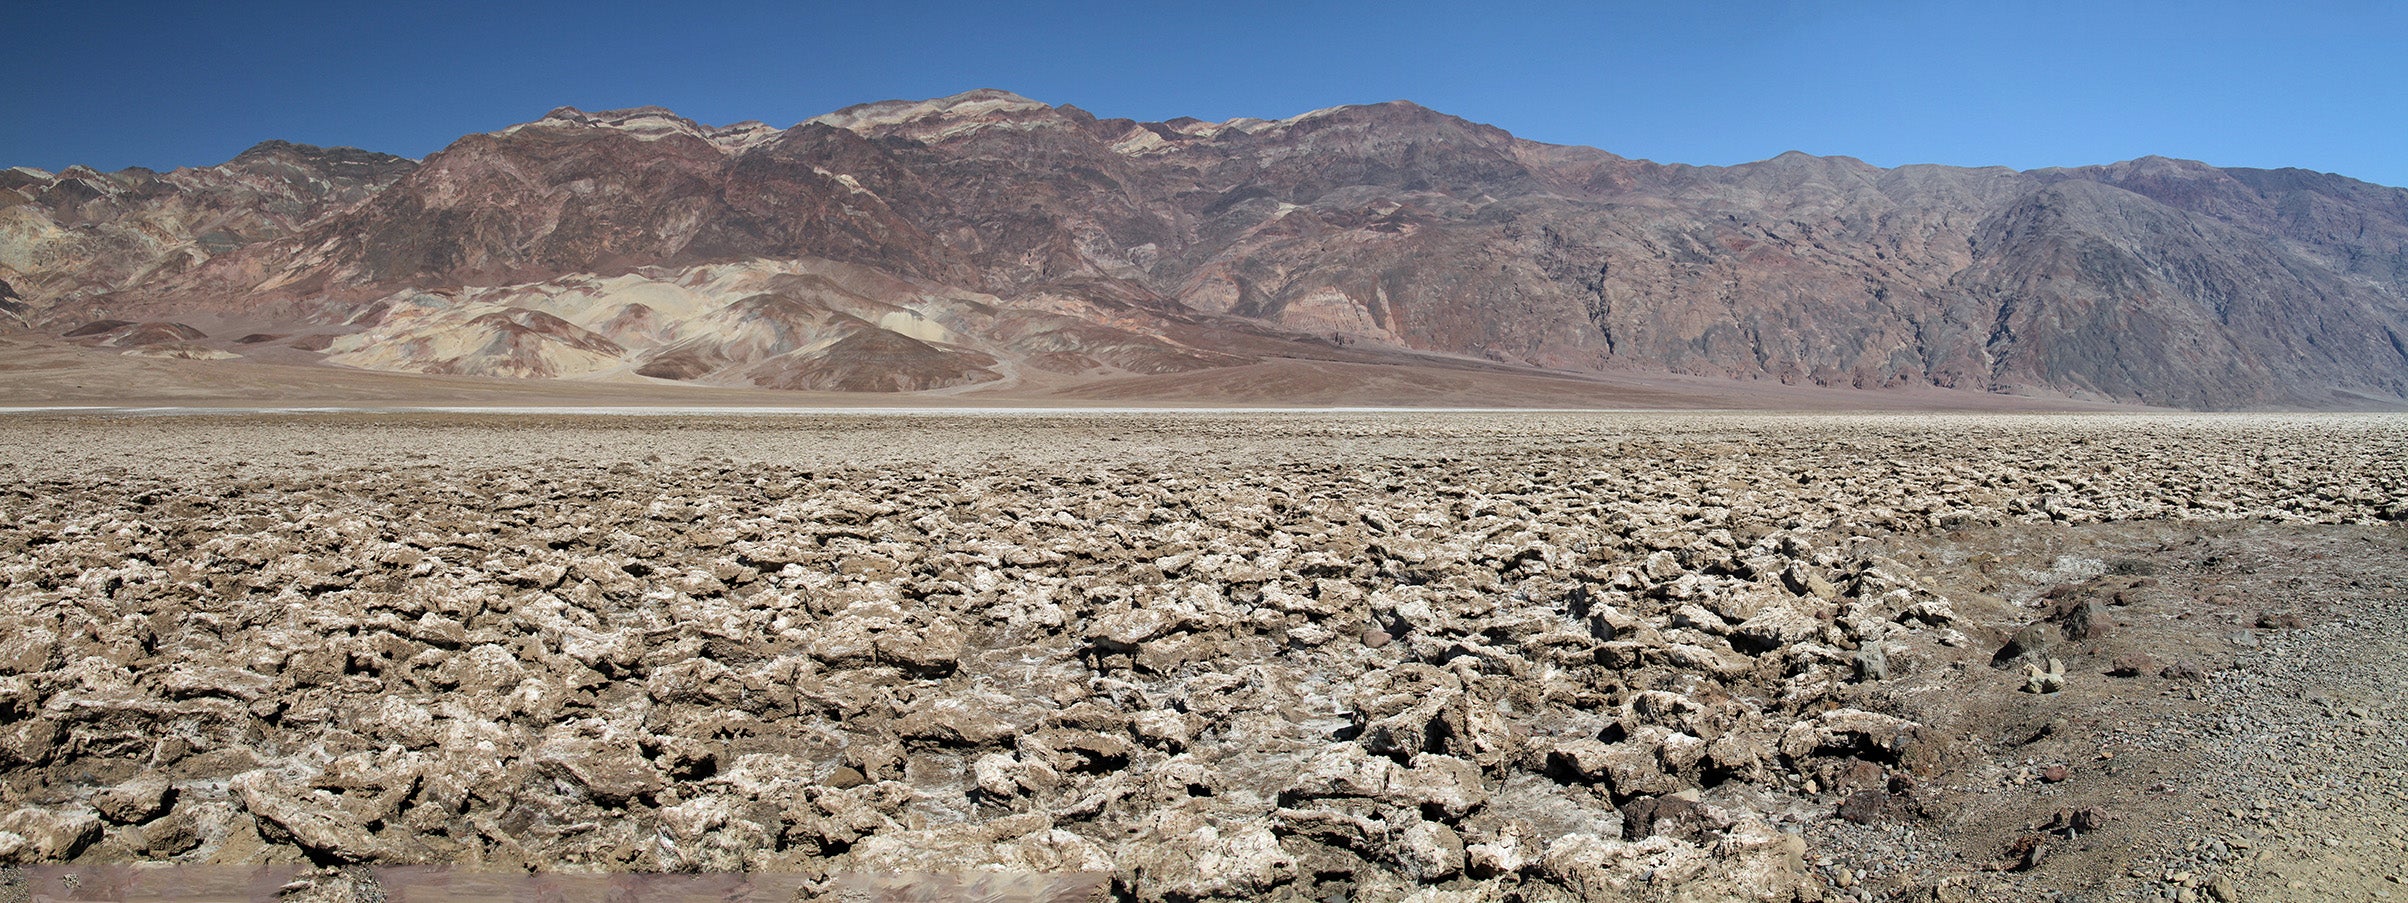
[{"x1": 1805, "y1": 521, "x2": 2408, "y2": 901}]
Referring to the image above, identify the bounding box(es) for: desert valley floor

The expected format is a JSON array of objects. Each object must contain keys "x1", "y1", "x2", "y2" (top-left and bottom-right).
[{"x1": 1, "y1": 410, "x2": 2404, "y2": 902}]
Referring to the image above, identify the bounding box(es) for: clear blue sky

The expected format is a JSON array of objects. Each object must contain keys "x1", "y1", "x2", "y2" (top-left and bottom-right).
[{"x1": 7, "y1": 0, "x2": 2405, "y2": 187}]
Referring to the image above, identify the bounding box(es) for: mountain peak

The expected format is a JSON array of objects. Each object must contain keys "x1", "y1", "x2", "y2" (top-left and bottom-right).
[
  {"x1": 2102, "y1": 154, "x2": 2223, "y2": 177},
  {"x1": 229, "y1": 138, "x2": 388, "y2": 163},
  {"x1": 496, "y1": 105, "x2": 781, "y2": 152},
  {"x1": 805, "y1": 89, "x2": 1058, "y2": 139},
  {"x1": 949, "y1": 88, "x2": 1043, "y2": 105},
  {"x1": 224, "y1": 140, "x2": 417, "y2": 176},
  {"x1": 504, "y1": 106, "x2": 706, "y2": 141},
  {"x1": 232, "y1": 138, "x2": 311, "y2": 160},
  {"x1": 1152, "y1": 98, "x2": 1480, "y2": 143}
]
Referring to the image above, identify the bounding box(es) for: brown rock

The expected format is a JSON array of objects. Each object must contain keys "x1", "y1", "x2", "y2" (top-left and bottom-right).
[
  {"x1": 0, "y1": 623, "x2": 58, "y2": 675},
  {"x1": 0, "y1": 807, "x2": 101, "y2": 863},
  {"x1": 1619, "y1": 795, "x2": 1719, "y2": 841},
  {"x1": 529, "y1": 738, "x2": 663, "y2": 806},
  {"x1": 1395, "y1": 820, "x2": 1466, "y2": 882},
  {"x1": 2061, "y1": 600, "x2": 2112, "y2": 641},
  {"x1": 824, "y1": 765, "x2": 869, "y2": 790},
  {"x1": 895, "y1": 696, "x2": 1018, "y2": 747},
  {"x1": 1822, "y1": 758, "x2": 1882, "y2": 794},
  {"x1": 1089, "y1": 608, "x2": 1171, "y2": 648},
  {"x1": 1550, "y1": 739, "x2": 1685, "y2": 800},
  {"x1": 138, "y1": 809, "x2": 203, "y2": 857},
  {"x1": 2003, "y1": 833, "x2": 2048, "y2": 871},
  {"x1": 91, "y1": 772, "x2": 175, "y2": 824},
  {"x1": 1384, "y1": 754, "x2": 1489, "y2": 820},
  {"x1": 233, "y1": 771, "x2": 426, "y2": 863},
  {"x1": 2042, "y1": 806, "x2": 2110, "y2": 834},
  {"x1": 876, "y1": 618, "x2": 965, "y2": 676},
  {"x1": 1992, "y1": 622, "x2": 2053, "y2": 667}
]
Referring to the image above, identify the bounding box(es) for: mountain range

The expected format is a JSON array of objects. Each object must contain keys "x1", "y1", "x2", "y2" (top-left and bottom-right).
[{"x1": 6, "y1": 89, "x2": 2406, "y2": 408}]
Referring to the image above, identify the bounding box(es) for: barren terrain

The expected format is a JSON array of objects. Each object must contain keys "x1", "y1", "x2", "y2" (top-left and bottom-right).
[
  {"x1": 0, "y1": 332, "x2": 2143, "y2": 413},
  {"x1": 1, "y1": 412, "x2": 2403, "y2": 902},
  {"x1": 14, "y1": 91, "x2": 2408, "y2": 409}
]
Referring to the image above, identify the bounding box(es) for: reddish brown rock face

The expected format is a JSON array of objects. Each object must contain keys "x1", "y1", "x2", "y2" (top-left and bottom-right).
[
  {"x1": 0, "y1": 142, "x2": 415, "y2": 311},
  {"x1": 6, "y1": 90, "x2": 2406, "y2": 407}
]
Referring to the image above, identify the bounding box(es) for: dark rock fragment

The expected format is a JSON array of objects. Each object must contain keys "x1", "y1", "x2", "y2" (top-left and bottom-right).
[
  {"x1": 1837, "y1": 790, "x2": 1888, "y2": 825},
  {"x1": 2107, "y1": 653, "x2": 2158, "y2": 677},
  {"x1": 1991, "y1": 623, "x2": 2053, "y2": 667}
]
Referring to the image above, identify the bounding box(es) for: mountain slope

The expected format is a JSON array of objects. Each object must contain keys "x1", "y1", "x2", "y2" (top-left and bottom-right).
[
  {"x1": 7, "y1": 90, "x2": 2404, "y2": 408},
  {"x1": 0, "y1": 142, "x2": 413, "y2": 311}
]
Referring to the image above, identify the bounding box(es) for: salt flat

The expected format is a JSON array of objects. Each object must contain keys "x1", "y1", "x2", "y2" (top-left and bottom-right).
[{"x1": 2, "y1": 412, "x2": 2402, "y2": 901}]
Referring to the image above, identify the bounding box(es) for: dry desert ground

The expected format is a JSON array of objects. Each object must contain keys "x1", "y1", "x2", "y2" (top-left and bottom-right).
[{"x1": 0, "y1": 410, "x2": 2404, "y2": 902}]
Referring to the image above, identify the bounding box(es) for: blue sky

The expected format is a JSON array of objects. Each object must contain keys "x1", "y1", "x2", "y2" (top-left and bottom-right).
[{"x1": 7, "y1": 0, "x2": 2405, "y2": 186}]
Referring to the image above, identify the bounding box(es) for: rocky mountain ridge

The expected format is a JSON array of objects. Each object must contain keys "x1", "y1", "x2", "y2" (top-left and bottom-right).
[{"x1": 5, "y1": 89, "x2": 2405, "y2": 408}]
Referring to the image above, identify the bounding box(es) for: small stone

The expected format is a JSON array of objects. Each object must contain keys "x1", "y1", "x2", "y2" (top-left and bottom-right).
[
  {"x1": 2108, "y1": 653, "x2": 2158, "y2": 677},
  {"x1": 894, "y1": 696, "x2": 1017, "y2": 746},
  {"x1": 2255, "y1": 611, "x2": 2305, "y2": 629},
  {"x1": 825, "y1": 765, "x2": 869, "y2": 789},
  {"x1": 2004, "y1": 833, "x2": 2047, "y2": 870},
  {"x1": 877, "y1": 618, "x2": 965, "y2": 675},
  {"x1": 2041, "y1": 764, "x2": 2069, "y2": 783},
  {"x1": 2023, "y1": 657, "x2": 2067, "y2": 694},
  {"x1": 1362, "y1": 629, "x2": 1392, "y2": 649},
  {"x1": 2074, "y1": 807, "x2": 2108, "y2": 831}
]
